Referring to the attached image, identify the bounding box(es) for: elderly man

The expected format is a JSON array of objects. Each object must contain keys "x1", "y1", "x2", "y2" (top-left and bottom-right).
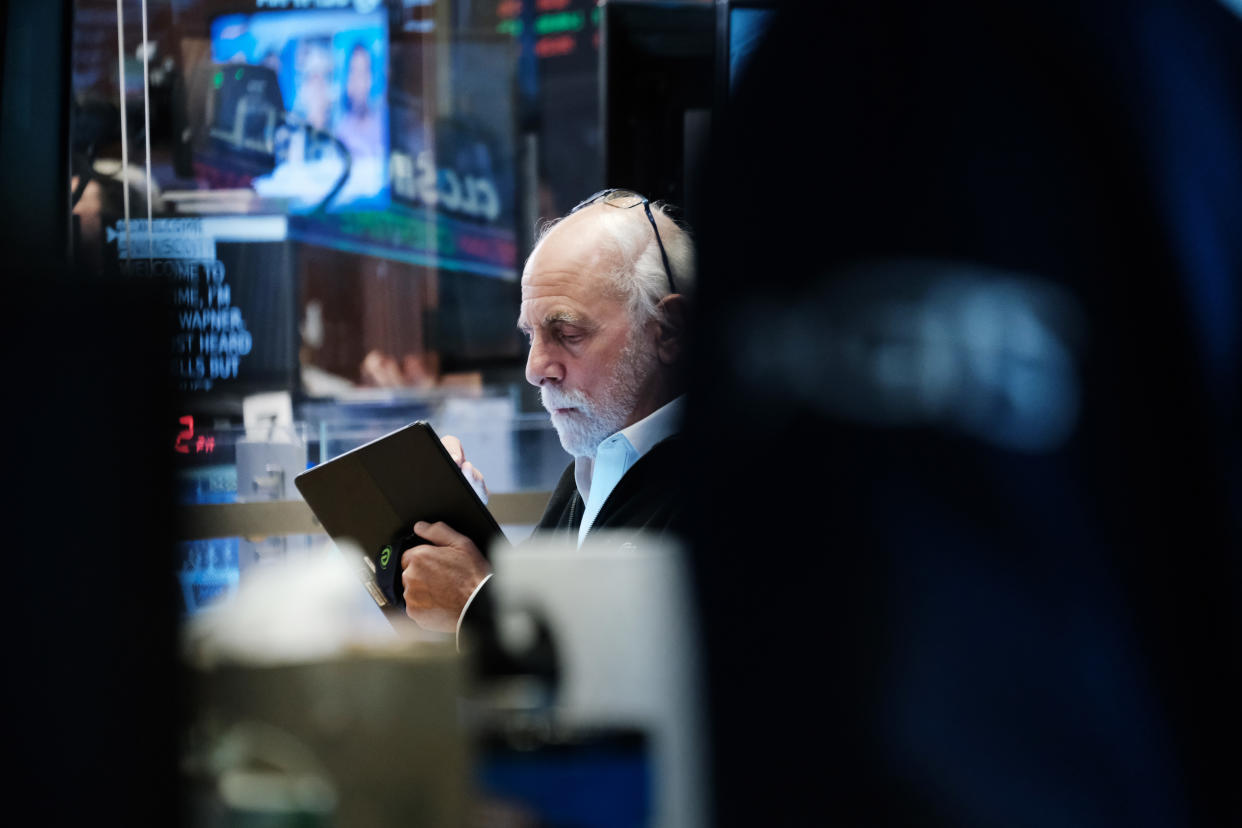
[{"x1": 398, "y1": 189, "x2": 695, "y2": 636}]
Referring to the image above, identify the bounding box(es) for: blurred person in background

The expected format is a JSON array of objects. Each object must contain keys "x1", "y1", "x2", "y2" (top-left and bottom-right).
[
  {"x1": 293, "y1": 42, "x2": 332, "y2": 133},
  {"x1": 687, "y1": 0, "x2": 1241, "y2": 826},
  {"x1": 335, "y1": 42, "x2": 383, "y2": 160},
  {"x1": 398, "y1": 189, "x2": 695, "y2": 640}
]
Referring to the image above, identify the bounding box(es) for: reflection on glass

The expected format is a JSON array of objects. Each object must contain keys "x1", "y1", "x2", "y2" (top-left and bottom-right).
[{"x1": 67, "y1": 0, "x2": 586, "y2": 415}]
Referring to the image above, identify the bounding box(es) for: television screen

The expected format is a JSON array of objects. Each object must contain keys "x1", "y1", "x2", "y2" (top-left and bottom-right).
[
  {"x1": 196, "y1": 10, "x2": 519, "y2": 280},
  {"x1": 209, "y1": 7, "x2": 390, "y2": 212}
]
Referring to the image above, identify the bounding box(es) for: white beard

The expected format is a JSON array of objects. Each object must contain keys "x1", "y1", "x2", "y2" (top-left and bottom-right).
[{"x1": 541, "y1": 332, "x2": 656, "y2": 458}]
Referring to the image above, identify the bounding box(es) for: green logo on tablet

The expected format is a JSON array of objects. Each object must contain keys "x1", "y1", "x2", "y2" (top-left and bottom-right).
[{"x1": 380, "y1": 545, "x2": 392, "y2": 568}]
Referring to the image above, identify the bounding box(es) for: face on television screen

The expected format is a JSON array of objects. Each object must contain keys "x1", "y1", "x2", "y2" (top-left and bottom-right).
[{"x1": 210, "y1": 8, "x2": 389, "y2": 213}]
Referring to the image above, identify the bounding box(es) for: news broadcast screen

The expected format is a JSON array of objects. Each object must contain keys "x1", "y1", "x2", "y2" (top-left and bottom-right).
[
  {"x1": 164, "y1": 2, "x2": 519, "y2": 280},
  {"x1": 209, "y1": 6, "x2": 390, "y2": 212}
]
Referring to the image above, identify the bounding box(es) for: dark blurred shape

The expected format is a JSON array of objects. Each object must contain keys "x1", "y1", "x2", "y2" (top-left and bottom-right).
[
  {"x1": 5, "y1": 2, "x2": 180, "y2": 823},
  {"x1": 689, "y1": 0, "x2": 1241, "y2": 825},
  {"x1": 436, "y1": 269, "x2": 526, "y2": 374},
  {"x1": 69, "y1": 97, "x2": 120, "y2": 209},
  {"x1": 185, "y1": 652, "x2": 469, "y2": 828},
  {"x1": 727, "y1": 259, "x2": 1088, "y2": 454},
  {"x1": 187, "y1": 61, "x2": 286, "y2": 181},
  {"x1": 476, "y1": 725, "x2": 651, "y2": 828},
  {"x1": 601, "y1": 0, "x2": 715, "y2": 230}
]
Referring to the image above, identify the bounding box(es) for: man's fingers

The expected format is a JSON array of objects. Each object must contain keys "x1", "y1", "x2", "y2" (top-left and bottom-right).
[
  {"x1": 440, "y1": 434, "x2": 465, "y2": 466},
  {"x1": 401, "y1": 539, "x2": 454, "y2": 569},
  {"x1": 398, "y1": 530, "x2": 492, "y2": 635},
  {"x1": 400, "y1": 543, "x2": 429, "y2": 570},
  {"x1": 461, "y1": 461, "x2": 490, "y2": 496},
  {"x1": 412, "y1": 519, "x2": 470, "y2": 549}
]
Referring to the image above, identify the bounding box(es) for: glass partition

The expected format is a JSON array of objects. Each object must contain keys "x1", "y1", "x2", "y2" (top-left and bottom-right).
[
  {"x1": 65, "y1": 0, "x2": 610, "y2": 618},
  {"x1": 67, "y1": 0, "x2": 606, "y2": 425}
]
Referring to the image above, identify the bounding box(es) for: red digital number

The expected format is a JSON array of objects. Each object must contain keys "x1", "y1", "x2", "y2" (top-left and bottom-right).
[{"x1": 175, "y1": 415, "x2": 194, "y2": 454}]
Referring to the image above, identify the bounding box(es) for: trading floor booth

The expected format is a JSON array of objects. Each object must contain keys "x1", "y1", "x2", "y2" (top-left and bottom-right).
[{"x1": 4, "y1": 1, "x2": 718, "y2": 825}]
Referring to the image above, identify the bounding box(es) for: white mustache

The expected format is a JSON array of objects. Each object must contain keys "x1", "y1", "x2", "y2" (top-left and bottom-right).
[{"x1": 540, "y1": 386, "x2": 591, "y2": 412}]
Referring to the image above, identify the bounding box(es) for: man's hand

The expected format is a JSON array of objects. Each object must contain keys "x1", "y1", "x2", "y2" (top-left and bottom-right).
[
  {"x1": 440, "y1": 434, "x2": 489, "y2": 499},
  {"x1": 401, "y1": 520, "x2": 491, "y2": 633}
]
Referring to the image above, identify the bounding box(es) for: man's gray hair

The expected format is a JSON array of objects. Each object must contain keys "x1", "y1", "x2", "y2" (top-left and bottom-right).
[{"x1": 532, "y1": 198, "x2": 696, "y2": 327}]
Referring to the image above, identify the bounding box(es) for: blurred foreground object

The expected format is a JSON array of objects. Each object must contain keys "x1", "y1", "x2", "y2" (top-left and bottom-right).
[
  {"x1": 469, "y1": 531, "x2": 707, "y2": 828},
  {"x1": 689, "y1": 0, "x2": 1242, "y2": 825},
  {"x1": 182, "y1": 548, "x2": 468, "y2": 828}
]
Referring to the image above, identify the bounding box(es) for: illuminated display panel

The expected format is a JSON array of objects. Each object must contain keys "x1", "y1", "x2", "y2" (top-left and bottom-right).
[
  {"x1": 495, "y1": 0, "x2": 599, "y2": 60},
  {"x1": 69, "y1": 0, "x2": 593, "y2": 411},
  {"x1": 194, "y1": 3, "x2": 520, "y2": 280},
  {"x1": 208, "y1": 7, "x2": 391, "y2": 212}
]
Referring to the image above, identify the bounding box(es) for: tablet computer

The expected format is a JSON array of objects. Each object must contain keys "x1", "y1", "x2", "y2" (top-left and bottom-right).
[{"x1": 293, "y1": 420, "x2": 505, "y2": 616}]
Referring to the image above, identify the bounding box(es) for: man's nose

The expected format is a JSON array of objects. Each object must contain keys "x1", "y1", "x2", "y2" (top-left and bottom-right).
[{"x1": 525, "y1": 339, "x2": 564, "y2": 387}]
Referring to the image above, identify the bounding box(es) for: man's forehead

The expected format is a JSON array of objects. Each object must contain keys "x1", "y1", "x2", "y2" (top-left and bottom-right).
[
  {"x1": 519, "y1": 281, "x2": 597, "y2": 324},
  {"x1": 515, "y1": 207, "x2": 632, "y2": 323},
  {"x1": 520, "y1": 248, "x2": 618, "y2": 303},
  {"x1": 520, "y1": 269, "x2": 597, "y2": 298},
  {"x1": 525, "y1": 210, "x2": 626, "y2": 277},
  {"x1": 517, "y1": 270, "x2": 627, "y2": 331}
]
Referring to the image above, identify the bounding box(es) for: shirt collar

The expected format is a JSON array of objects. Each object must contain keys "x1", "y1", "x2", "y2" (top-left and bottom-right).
[{"x1": 573, "y1": 395, "x2": 685, "y2": 502}]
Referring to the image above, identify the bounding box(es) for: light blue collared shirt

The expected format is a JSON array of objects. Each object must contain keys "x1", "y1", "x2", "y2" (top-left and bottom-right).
[{"x1": 575, "y1": 395, "x2": 684, "y2": 547}]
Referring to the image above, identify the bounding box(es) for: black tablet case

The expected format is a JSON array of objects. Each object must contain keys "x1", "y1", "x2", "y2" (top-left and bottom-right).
[{"x1": 294, "y1": 421, "x2": 505, "y2": 613}]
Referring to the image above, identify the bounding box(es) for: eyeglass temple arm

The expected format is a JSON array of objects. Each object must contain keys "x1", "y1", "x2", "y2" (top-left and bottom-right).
[{"x1": 643, "y1": 203, "x2": 678, "y2": 294}]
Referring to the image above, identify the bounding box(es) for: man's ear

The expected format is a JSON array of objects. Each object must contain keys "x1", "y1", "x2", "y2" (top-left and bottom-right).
[{"x1": 654, "y1": 294, "x2": 687, "y2": 365}]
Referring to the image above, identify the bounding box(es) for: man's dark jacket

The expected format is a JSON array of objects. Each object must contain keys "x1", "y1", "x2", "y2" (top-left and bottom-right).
[
  {"x1": 460, "y1": 434, "x2": 686, "y2": 668},
  {"x1": 531, "y1": 434, "x2": 686, "y2": 543}
]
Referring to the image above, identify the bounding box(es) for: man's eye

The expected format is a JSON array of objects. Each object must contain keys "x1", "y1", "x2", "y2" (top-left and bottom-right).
[{"x1": 559, "y1": 332, "x2": 583, "y2": 344}]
